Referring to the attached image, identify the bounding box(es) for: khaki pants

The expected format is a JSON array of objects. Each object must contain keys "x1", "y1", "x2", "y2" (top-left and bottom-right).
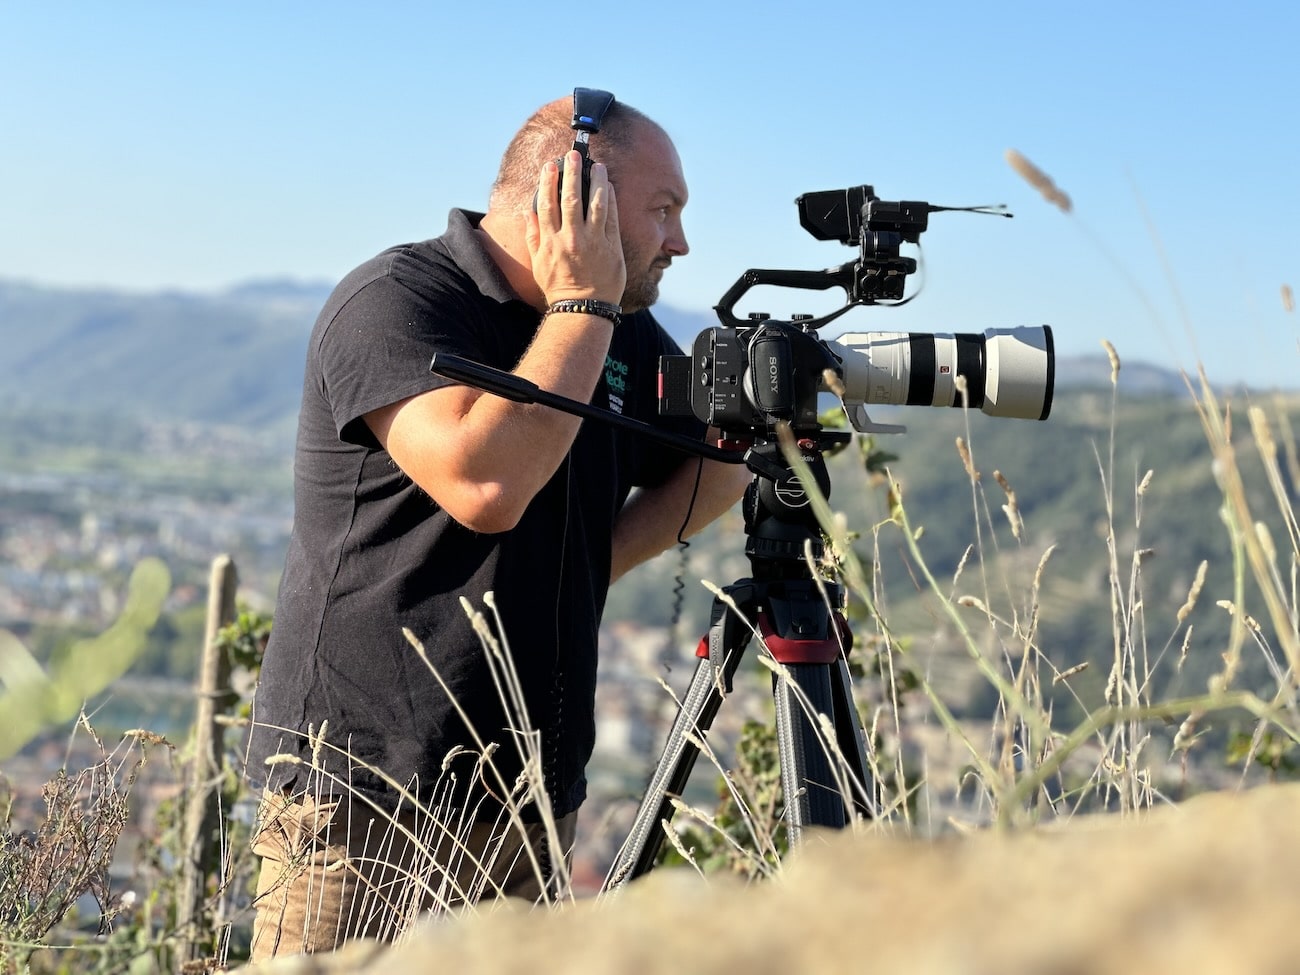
[{"x1": 249, "y1": 790, "x2": 577, "y2": 962}]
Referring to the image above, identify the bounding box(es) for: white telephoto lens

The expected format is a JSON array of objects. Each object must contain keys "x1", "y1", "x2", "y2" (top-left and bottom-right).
[
  {"x1": 827, "y1": 325, "x2": 1053, "y2": 422},
  {"x1": 984, "y1": 326, "x2": 1053, "y2": 420}
]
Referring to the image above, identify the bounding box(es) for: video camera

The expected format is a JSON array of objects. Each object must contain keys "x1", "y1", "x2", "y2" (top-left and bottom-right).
[{"x1": 658, "y1": 185, "x2": 1054, "y2": 438}]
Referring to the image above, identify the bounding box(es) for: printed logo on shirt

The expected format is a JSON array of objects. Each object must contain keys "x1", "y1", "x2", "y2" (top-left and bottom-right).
[{"x1": 604, "y1": 355, "x2": 629, "y2": 414}]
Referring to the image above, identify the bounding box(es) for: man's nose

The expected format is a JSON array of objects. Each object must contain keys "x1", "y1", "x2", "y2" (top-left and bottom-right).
[{"x1": 666, "y1": 220, "x2": 689, "y2": 257}]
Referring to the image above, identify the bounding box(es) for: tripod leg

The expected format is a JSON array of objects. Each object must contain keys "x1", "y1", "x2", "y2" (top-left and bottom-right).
[
  {"x1": 772, "y1": 662, "x2": 847, "y2": 840},
  {"x1": 602, "y1": 647, "x2": 743, "y2": 892},
  {"x1": 830, "y1": 657, "x2": 876, "y2": 819}
]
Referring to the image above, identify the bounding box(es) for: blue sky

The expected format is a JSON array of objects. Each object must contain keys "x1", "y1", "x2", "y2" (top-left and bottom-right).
[{"x1": 2, "y1": 1, "x2": 1296, "y2": 387}]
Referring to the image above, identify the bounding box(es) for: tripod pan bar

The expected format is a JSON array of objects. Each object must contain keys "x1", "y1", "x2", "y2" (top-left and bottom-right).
[{"x1": 429, "y1": 353, "x2": 745, "y2": 464}]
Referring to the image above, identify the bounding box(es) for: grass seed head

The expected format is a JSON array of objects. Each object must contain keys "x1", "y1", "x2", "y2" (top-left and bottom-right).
[
  {"x1": 993, "y1": 471, "x2": 1023, "y2": 538},
  {"x1": 1005, "y1": 149, "x2": 1072, "y2": 213},
  {"x1": 1176, "y1": 561, "x2": 1208, "y2": 624},
  {"x1": 1053, "y1": 662, "x2": 1089, "y2": 685},
  {"x1": 956, "y1": 437, "x2": 980, "y2": 482},
  {"x1": 1101, "y1": 340, "x2": 1121, "y2": 385}
]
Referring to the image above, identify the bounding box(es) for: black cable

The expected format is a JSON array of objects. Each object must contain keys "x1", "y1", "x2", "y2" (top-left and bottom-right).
[{"x1": 667, "y1": 455, "x2": 707, "y2": 634}]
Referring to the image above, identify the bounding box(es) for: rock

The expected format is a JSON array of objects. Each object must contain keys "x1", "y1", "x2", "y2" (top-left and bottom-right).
[{"x1": 240, "y1": 783, "x2": 1300, "y2": 974}]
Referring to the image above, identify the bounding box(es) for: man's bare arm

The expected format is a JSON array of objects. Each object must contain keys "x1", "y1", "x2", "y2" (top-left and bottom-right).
[{"x1": 609, "y1": 450, "x2": 751, "y2": 583}]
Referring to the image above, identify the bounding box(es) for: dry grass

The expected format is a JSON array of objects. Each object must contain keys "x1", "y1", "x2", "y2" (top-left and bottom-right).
[
  {"x1": 242, "y1": 594, "x2": 581, "y2": 958},
  {"x1": 758, "y1": 369, "x2": 1299, "y2": 843},
  {"x1": 0, "y1": 716, "x2": 166, "y2": 972}
]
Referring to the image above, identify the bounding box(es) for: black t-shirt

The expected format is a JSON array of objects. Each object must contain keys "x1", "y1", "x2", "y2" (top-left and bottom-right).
[{"x1": 247, "y1": 210, "x2": 703, "y2": 818}]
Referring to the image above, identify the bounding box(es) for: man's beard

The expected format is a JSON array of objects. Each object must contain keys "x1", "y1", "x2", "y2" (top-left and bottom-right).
[{"x1": 620, "y1": 261, "x2": 667, "y2": 313}]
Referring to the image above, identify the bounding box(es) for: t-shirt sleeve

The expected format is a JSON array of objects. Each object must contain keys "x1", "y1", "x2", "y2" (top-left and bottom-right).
[{"x1": 314, "y1": 265, "x2": 483, "y2": 447}]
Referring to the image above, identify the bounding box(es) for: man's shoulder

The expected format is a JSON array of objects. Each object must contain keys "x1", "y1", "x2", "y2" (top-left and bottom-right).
[
  {"x1": 316, "y1": 210, "x2": 504, "y2": 326},
  {"x1": 315, "y1": 238, "x2": 476, "y2": 328},
  {"x1": 351, "y1": 236, "x2": 468, "y2": 295}
]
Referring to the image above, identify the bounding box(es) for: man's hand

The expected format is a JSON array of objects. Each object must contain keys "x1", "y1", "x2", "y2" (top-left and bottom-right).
[{"x1": 526, "y1": 150, "x2": 626, "y2": 306}]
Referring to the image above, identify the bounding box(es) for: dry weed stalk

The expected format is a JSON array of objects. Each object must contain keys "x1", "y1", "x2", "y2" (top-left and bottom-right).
[
  {"x1": 955, "y1": 437, "x2": 979, "y2": 483},
  {"x1": 0, "y1": 716, "x2": 158, "y2": 966}
]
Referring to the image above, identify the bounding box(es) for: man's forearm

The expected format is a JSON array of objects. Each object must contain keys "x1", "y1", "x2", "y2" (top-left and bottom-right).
[{"x1": 609, "y1": 456, "x2": 750, "y2": 583}]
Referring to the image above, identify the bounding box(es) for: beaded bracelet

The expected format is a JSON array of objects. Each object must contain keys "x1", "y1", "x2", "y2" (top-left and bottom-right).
[{"x1": 545, "y1": 298, "x2": 622, "y2": 328}]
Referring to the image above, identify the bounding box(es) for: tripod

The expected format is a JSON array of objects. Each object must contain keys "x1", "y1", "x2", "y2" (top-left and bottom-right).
[{"x1": 602, "y1": 438, "x2": 875, "y2": 892}]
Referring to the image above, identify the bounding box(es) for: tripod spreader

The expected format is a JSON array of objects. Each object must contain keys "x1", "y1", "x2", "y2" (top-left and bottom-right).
[{"x1": 756, "y1": 603, "x2": 851, "y2": 665}]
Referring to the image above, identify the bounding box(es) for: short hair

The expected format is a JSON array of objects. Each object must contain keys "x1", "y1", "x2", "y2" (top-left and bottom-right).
[{"x1": 488, "y1": 97, "x2": 662, "y2": 212}]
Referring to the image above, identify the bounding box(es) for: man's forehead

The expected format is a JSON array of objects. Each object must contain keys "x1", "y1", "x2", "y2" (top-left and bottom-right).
[{"x1": 624, "y1": 129, "x2": 688, "y2": 194}]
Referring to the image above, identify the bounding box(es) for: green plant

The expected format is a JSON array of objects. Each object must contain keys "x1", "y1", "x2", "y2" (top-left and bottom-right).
[
  {"x1": 216, "y1": 609, "x2": 271, "y2": 676},
  {"x1": 0, "y1": 559, "x2": 171, "y2": 761}
]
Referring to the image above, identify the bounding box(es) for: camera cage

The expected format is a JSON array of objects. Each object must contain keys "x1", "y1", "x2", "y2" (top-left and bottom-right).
[{"x1": 714, "y1": 185, "x2": 1012, "y2": 331}]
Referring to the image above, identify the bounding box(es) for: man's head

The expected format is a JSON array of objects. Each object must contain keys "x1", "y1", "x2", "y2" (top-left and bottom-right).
[{"x1": 486, "y1": 96, "x2": 689, "y2": 313}]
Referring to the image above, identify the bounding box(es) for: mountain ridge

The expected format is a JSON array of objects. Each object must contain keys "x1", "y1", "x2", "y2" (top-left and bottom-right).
[{"x1": 0, "y1": 278, "x2": 1217, "y2": 435}]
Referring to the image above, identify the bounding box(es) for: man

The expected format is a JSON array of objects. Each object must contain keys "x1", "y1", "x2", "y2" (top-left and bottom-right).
[{"x1": 246, "y1": 94, "x2": 749, "y2": 959}]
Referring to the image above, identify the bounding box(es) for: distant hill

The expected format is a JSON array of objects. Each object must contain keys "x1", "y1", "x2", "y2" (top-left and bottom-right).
[
  {"x1": 1050, "y1": 354, "x2": 1196, "y2": 397},
  {"x1": 0, "y1": 279, "x2": 330, "y2": 439},
  {"x1": 0, "y1": 278, "x2": 1199, "y2": 439}
]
